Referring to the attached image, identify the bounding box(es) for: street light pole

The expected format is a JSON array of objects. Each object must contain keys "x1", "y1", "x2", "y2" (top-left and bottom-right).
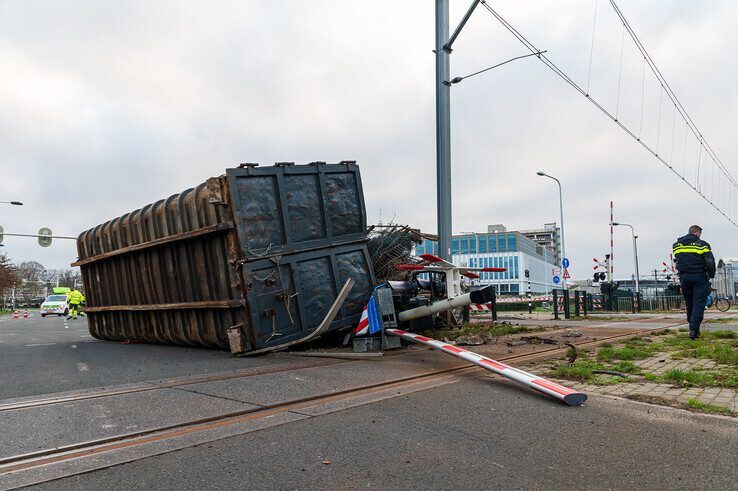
[
  {"x1": 537, "y1": 172, "x2": 566, "y2": 288},
  {"x1": 436, "y1": 0, "x2": 452, "y2": 260},
  {"x1": 611, "y1": 222, "x2": 640, "y2": 296}
]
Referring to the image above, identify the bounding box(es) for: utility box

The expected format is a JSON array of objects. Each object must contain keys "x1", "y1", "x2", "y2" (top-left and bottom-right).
[{"x1": 73, "y1": 162, "x2": 375, "y2": 352}]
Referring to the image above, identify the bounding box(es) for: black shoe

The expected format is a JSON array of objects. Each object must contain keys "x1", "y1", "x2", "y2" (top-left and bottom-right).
[{"x1": 689, "y1": 332, "x2": 700, "y2": 340}]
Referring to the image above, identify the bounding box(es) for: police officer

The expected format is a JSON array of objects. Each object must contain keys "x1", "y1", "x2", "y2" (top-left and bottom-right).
[{"x1": 673, "y1": 225, "x2": 716, "y2": 339}]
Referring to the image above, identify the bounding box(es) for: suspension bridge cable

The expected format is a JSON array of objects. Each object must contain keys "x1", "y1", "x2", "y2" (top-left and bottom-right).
[{"x1": 478, "y1": 1, "x2": 736, "y2": 225}]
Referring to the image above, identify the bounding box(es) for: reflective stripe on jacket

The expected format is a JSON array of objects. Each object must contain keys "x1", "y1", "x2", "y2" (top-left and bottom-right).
[
  {"x1": 69, "y1": 290, "x2": 84, "y2": 305},
  {"x1": 672, "y1": 234, "x2": 716, "y2": 278}
]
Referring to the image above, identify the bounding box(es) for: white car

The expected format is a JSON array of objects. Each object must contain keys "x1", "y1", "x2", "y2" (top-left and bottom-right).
[{"x1": 40, "y1": 294, "x2": 70, "y2": 317}]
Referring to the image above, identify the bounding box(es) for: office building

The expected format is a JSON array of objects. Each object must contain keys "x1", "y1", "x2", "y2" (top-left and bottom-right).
[{"x1": 415, "y1": 225, "x2": 559, "y2": 294}]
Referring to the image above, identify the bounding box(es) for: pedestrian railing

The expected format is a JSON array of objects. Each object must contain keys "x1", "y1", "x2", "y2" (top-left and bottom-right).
[{"x1": 616, "y1": 295, "x2": 685, "y2": 312}]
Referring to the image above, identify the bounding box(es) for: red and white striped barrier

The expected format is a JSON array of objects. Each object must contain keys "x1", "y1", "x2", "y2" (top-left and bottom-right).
[
  {"x1": 469, "y1": 296, "x2": 552, "y2": 311},
  {"x1": 387, "y1": 329, "x2": 587, "y2": 406}
]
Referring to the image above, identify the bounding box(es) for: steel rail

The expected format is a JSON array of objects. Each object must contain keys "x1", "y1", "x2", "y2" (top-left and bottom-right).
[
  {"x1": 0, "y1": 320, "x2": 686, "y2": 414},
  {"x1": 0, "y1": 321, "x2": 689, "y2": 475},
  {"x1": 0, "y1": 358, "x2": 352, "y2": 413}
]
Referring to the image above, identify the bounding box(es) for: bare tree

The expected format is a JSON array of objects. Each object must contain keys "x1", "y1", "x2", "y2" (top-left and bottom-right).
[
  {"x1": 47, "y1": 268, "x2": 82, "y2": 289},
  {"x1": 0, "y1": 253, "x2": 21, "y2": 308}
]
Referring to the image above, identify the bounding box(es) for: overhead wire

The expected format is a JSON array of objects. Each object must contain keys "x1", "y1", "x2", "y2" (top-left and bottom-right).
[
  {"x1": 586, "y1": 0, "x2": 599, "y2": 94},
  {"x1": 477, "y1": 1, "x2": 736, "y2": 225},
  {"x1": 608, "y1": 0, "x2": 735, "y2": 186},
  {"x1": 447, "y1": 51, "x2": 546, "y2": 84}
]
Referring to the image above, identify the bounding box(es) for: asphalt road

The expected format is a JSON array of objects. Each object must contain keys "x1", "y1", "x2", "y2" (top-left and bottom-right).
[
  {"x1": 0, "y1": 312, "x2": 300, "y2": 400},
  {"x1": 36, "y1": 375, "x2": 737, "y2": 490}
]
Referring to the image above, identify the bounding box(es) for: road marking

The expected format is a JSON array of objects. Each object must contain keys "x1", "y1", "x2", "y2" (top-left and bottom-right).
[
  {"x1": 25, "y1": 343, "x2": 56, "y2": 347},
  {"x1": 71, "y1": 345, "x2": 77, "y2": 349},
  {"x1": 80, "y1": 335, "x2": 92, "y2": 338},
  {"x1": 77, "y1": 363, "x2": 89, "y2": 372}
]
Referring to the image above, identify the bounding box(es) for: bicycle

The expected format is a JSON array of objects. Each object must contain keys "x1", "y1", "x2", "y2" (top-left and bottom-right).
[{"x1": 706, "y1": 288, "x2": 731, "y2": 312}]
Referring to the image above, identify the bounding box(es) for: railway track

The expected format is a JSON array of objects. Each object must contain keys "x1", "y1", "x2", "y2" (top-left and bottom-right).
[
  {"x1": 0, "y1": 319, "x2": 673, "y2": 414},
  {"x1": 0, "y1": 319, "x2": 690, "y2": 485}
]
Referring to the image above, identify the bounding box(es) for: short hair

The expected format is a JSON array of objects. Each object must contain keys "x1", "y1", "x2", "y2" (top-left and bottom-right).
[{"x1": 689, "y1": 225, "x2": 702, "y2": 234}]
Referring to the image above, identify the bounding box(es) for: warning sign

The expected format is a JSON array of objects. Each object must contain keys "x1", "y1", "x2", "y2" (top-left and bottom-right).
[{"x1": 563, "y1": 268, "x2": 571, "y2": 279}]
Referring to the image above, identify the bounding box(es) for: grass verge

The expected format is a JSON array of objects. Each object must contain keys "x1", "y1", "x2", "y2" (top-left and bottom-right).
[
  {"x1": 704, "y1": 317, "x2": 738, "y2": 324},
  {"x1": 625, "y1": 394, "x2": 734, "y2": 416},
  {"x1": 687, "y1": 398, "x2": 734, "y2": 415},
  {"x1": 424, "y1": 324, "x2": 537, "y2": 342},
  {"x1": 545, "y1": 331, "x2": 738, "y2": 389}
]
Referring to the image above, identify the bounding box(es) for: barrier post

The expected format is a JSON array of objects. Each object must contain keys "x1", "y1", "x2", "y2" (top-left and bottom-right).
[
  {"x1": 583, "y1": 293, "x2": 589, "y2": 316},
  {"x1": 563, "y1": 289, "x2": 571, "y2": 319},
  {"x1": 552, "y1": 289, "x2": 559, "y2": 320},
  {"x1": 574, "y1": 291, "x2": 581, "y2": 317},
  {"x1": 491, "y1": 287, "x2": 498, "y2": 322}
]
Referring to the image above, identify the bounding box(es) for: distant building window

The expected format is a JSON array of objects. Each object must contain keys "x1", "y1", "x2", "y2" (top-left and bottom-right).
[
  {"x1": 479, "y1": 236, "x2": 487, "y2": 253},
  {"x1": 508, "y1": 235, "x2": 516, "y2": 251},
  {"x1": 460, "y1": 237, "x2": 469, "y2": 255},
  {"x1": 499, "y1": 235, "x2": 507, "y2": 252},
  {"x1": 489, "y1": 236, "x2": 497, "y2": 252},
  {"x1": 452, "y1": 237, "x2": 459, "y2": 255}
]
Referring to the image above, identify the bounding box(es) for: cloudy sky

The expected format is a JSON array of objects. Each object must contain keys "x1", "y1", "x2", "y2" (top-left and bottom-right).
[{"x1": 0, "y1": 0, "x2": 736, "y2": 279}]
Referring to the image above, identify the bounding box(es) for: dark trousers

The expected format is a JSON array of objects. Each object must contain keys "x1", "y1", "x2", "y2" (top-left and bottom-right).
[{"x1": 680, "y1": 274, "x2": 710, "y2": 335}]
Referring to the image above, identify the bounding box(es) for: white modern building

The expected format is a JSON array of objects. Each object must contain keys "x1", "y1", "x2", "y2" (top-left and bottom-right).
[
  {"x1": 716, "y1": 258, "x2": 738, "y2": 301},
  {"x1": 415, "y1": 225, "x2": 559, "y2": 294}
]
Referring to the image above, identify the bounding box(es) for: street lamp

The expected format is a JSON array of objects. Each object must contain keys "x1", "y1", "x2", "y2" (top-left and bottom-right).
[
  {"x1": 0, "y1": 201, "x2": 23, "y2": 206},
  {"x1": 537, "y1": 171, "x2": 566, "y2": 288},
  {"x1": 611, "y1": 222, "x2": 640, "y2": 296}
]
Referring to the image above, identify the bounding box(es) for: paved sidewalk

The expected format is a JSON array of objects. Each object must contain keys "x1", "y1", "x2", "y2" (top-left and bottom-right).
[
  {"x1": 562, "y1": 380, "x2": 737, "y2": 412},
  {"x1": 534, "y1": 352, "x2": 737, "y2": 413}
]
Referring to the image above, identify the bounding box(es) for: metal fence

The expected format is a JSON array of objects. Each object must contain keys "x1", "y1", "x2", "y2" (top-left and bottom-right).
[{"x1": 616, "y1": 295, "x2": 685, "y2": 312}]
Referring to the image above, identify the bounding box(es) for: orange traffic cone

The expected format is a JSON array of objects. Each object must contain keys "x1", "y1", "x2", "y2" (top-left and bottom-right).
[
  {"x1": 12, "y1": 310, "x2": 19, "y2": 319},
  {"x1": 22, "y1": 310, "x2": 28, "y2": 319}
]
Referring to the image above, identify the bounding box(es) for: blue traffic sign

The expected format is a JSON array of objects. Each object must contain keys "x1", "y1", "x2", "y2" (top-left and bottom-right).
[
  {"x1": 562, "y1": 258, "x2": 570, "y2": 268},
  {"x1": 552, "y1": 275, "x2": 561, "y2": 284}
]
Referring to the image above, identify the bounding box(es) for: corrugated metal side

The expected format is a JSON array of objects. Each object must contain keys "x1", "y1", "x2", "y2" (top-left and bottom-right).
[{"x1": 75, "y1": 179, "x2": 246, "y2": 349}]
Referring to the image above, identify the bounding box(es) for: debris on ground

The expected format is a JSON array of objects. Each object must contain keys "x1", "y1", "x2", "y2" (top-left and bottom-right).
[
  {"x1": 455, "y1": 334, "x2": 485, "y2": 346},
  {"x1": 519, "y1": 336, "x2": 559, "y2": 345},
  {"x1": 366, "y1": 223, "x2": 436, "y2": 282},
  {"x1": 506, "y1": 340, "x2": 528, "y2": 347},
  {"x1": 562, "y1": 330, "x2": 583, "y2": 338}
]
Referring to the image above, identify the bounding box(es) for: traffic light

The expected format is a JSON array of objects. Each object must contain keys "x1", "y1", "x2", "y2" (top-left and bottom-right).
[
  {"x1": 524, "y1": 269, "x2": 530, "y2": 278},
  {"x1": 593, "y1": 272, "x2": 606, "y2": 282}
]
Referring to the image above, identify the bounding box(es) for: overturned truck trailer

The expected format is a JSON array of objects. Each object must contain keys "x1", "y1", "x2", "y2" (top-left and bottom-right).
[{"x1": 72, "y1": 162, "x2": 375, "y2": 353}]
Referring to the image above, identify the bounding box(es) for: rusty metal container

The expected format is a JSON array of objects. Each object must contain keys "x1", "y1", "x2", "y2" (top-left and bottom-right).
[{"x1": 73, "y1": 161, "x2": 375, "y2": 352}]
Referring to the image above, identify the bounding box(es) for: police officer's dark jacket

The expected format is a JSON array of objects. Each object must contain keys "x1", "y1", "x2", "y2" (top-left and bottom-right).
[{"x1": 672, "y1": 234, "x2": 716, "y2": 278}]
